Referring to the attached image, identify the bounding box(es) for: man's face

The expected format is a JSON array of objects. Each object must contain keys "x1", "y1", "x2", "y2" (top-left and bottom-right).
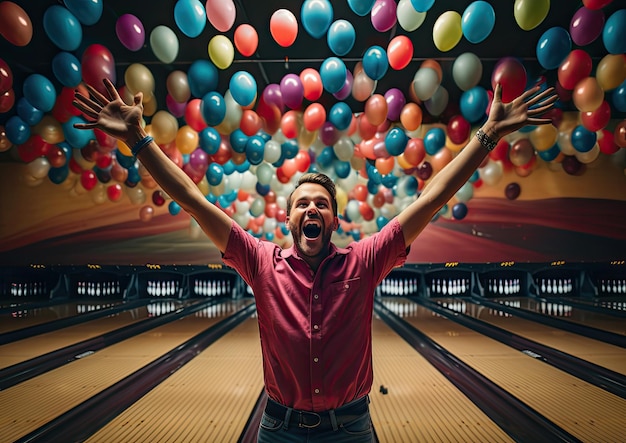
[{"x1": 286, "y1": 182, "x2": 338, "y2": 261}]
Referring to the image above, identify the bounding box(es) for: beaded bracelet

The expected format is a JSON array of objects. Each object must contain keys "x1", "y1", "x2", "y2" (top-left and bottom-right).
[
  {"x1": 475, "y1": 129, "x2": 497, "y2": 152},
  {"x1": 131, "y1": 135, "x2": 154, "y2": 157}
]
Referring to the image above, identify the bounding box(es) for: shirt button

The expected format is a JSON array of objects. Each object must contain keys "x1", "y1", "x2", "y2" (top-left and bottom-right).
[
  {"x1": 344, "y1": 284, "x2": 349, "y2": 289},
  {"x1": 314, "y1": 389, "x2": 320, "y2": 394},
  {"x1": 313, "y1": 324, "x2": 319, "y2": 330},
  {"x1": 313, "y1": 357, "x2": 319, "y2": 362},
  {"x1": 313, "y1": 294, "x2": 319, "y2": 299}
]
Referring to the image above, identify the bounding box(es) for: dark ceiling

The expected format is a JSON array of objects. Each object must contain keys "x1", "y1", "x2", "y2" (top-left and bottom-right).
[{"x1": 0, "y1": 0, "x2": 622, "y2": 123}]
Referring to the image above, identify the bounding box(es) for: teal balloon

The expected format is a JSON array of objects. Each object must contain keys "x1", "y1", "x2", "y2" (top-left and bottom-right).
[
  {"x1": 602, "y1": 9, "x2": 626, "y2": 55},
  {"x1": 362, "y1": 46, "x2": 388, "y2": 81},
  {"x1": 571, "y1": 125, "x2": 596, "y2": 153},
  {"x1": 460, "y1": 86, "x2": 489, "y2": 123},
  {"x1": 23, "y1": 74, "x2": 57, "y2": 112},
  {"x1": 538, "y1": 143, "x2": 560, "y2": 161},
  {"x1": 327, "y1": 19, "x2": 356, "y2": 56},
  {"x1": 320, "y1": 57, "x2": 347, "y2": 94},
  {"x1": 410, "y1": 0, "x2": 434, "y2": 12},
  {"x1": 63, "y1": 116, "x2": 94, "y2": 149},
  {"x1": 301, "y1": 0, "x2": 334, "y2": 39},
  {"x1": 328, "y1": 102, "x2": 352, "y2": 130},
  {"x1": 5, "y1": 116, "x2": 30, "y2": 145},
  {"x1": 462, "y1": 1, "x2": 495, "y2": 44},
  {"x1": 245, "y1": 136, "x2": 265, "y2": 165},
  {"x1": 64, "y1": 0, "x2": 103, "y2": 25},
  {"x1": 333, "y1": 160, "x2": 351, "y2": 178},
  {"x1": 201, "y1": 91, "x2": 226, "y2": 126},
  {"x1": 385, "y1": 128, "x2": 408, "y2": 156},
  {"x1": 17, "y1": 98, "x2": 44, "y2": 126},
  {"x1": 43, "y1": 5, "x2": 82, "y2": 51},
  {"x1": 48, "y1": 165, "x2": 70, "y2": 184},
  {"x1": 424, "y1": 128, "x2": 446, "y2": 155},
  {"x1": 229, "y1": 71, "x2": 257, "y2": 107},
  {"x1": 347, "y1": 0, "x2": 375, "y2": 16},
  {"x1": 199, "y1": 127, "x2": 221, "y2": 154},
  {"x1": 188, "y1": 59, "x2": 218, "y2": 97},
  {"x1": 206, "y1": 162, "x2": 224, "y2": 185},
  {"x1": 168, "y1": 201, "x2": 182, "y2": 215},
  {"x1": 174, "y1": 0, "x2": 206, "y2": 38},
  {"x1": 52, "y1": 52, "x2": 82, "y2": 87},
  {"x1": 536, "y1": 27, "x2": 571, "y2": 70},
  {"x1": 229, "y1": 128, "x2": 249, "y2": 153}
]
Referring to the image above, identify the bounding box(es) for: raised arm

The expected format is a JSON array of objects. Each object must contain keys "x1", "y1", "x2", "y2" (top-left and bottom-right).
[
  {"x1": 398, "y1": 83, "x2": 557, "y2": 247},
  {"x1": 73, "y1": 79, "x2": 233, "y2": 253}
]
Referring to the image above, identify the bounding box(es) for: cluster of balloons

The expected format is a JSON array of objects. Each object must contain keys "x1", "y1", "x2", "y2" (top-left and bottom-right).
[{"x1": 1, "y1": 0, "x2": 625, "y2": 242}]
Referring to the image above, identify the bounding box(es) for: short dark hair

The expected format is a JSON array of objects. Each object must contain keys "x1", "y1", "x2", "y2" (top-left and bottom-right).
[{"x1": 287, "y1": 173, "x2": 337, "y2": 216}]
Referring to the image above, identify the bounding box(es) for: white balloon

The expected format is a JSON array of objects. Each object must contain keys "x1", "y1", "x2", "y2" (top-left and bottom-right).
[
  {"x1": 452, "y1": 52, "x2": 482, "y2": 91},
  {"x1": 413, "y1": 68, "x2": 440, "y2": 101},
  {"x1": 397, "y1": 0, "x2": 427, "y2": 31},
  {"x1": 479, "y1": 160, "x2": 504, "y2": 186}
]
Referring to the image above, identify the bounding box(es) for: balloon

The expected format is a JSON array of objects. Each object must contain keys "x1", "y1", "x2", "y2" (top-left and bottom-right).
[
  {"x1": 505, "y1": 183, "x2": 521, "y2": 200},
  {"x1": 300, "y1": 68, "x2": 323, "y2": 101},
  {"x1": 387, "y1": 36, "x2": 413, "y2": 70},
  {"x1": 270, "y1": 9, "x2": 298, "y2": 47},
  {"x1": 125, "y1": 63, "x2": 155, "y2": 99},
  {"x1": 50, "y1": 52, "x2": 81, "y2": 88},
  {"x1": 424, "y1": 86, "x2": 448, "y2": 117},
  {"x1": 0, "y1": 89, "x2": 14, "y2": 114},
  {"x1": 452, "y1": 203, "x2": 468, "y2": 220},
  {"x1": 365, "y1": 94, "x2": 388, "y2": 126},
  {"x1": 362, "y1": 46, "x2": 388, "y2": 81},
  {"x1": 152, "y1": 110, "x2": 179, "y2": 144},
  {"x1": 412, "y1": 68, "x2": 440, "y2": 101},
  {"x1": 529, "y1": 124, "x2": 558, "y2": 152},
  {"x1": 583, "y1": 0, "x2": 613, "y2": 10},
  {"x1": 81, "y1": 44, "x2": 116, "y2": 96},
  {"x1": 17, "y1": 97, "x2": 43, "y2": 126},
  {"x1": 165, "y1": 71, "x2": 190, "y2": 104},
  {"x1": 447, "y1": 115, "x2": 470, "y2": 144},
  {"x1": 460, "y1": 86, "x2": 489, "y2": 123},
  {"x1": 43, "y1": 5, "x2": 82, "y2": 51},
  {"x1": 0, "y1": 2, "x2": 32, "y2": 46},
  {"x1": 234, "y1": 24, "x2": 258, "y2": 57},
  {"x1": 245, "y1": 135, "x2": 265, "y2": 165},
  {"x1": 424, "y1": 128, "x2": 446, "y2": 155},
  {"x1": 230, "y1": 71, "x2": 257, "y2": 107},
  {"x1": 536, "y1": 27, "x2": 571, "y2": 70},
  {"x1": 479, "y1": 160, "x2": 503, "y2": 186},
  {"x1": 384, "y1": 88, "x2": 406, "y2": 121},
  {"x1": 603, "y1": 9, "x2": 626, "y2": 54},
  {"x1": 581, "y1": 100, "x2": 611, "y2": 131},
  {"x1": 570, "y1": 6, "x2": 605, "y2": 46},
  {"x1": 571, "y1": 125, "x2": 597, "y2": 152},
  {"x1": 371, "y1": 0, "x2": 397, "y2": 32},
  {"x1": 397, "y1": 0, "x2": 426, "y2": 32},
  {"x1": 280, "y1": 74, "x2": 304, "y2": 109},
  {"x1": 572, "y1": 77, "x2": 604, "y2": 112},
  {"x1": 115, "y1": 14, "x2": 145, "y2": 51},
  {"x1": 187, "y1": 59, "x2": 218, "y2": 98},
  {"x1": 462, "y1": 1, "x2": 495, "y2": 44},
  {"x1": 329, "y1": 102, "x2": 352, "y2": 131},
  {"x1": 352, "y1": 69, "x2": 376, "y2": 102},
  {"x1": 333, "y1": 70, "x2": 353, "y2": 101},
  {"x1": 557, "y1": 49, "x2": 592, "y2": 90},
  {"x1": 23, "y1": 74, "x2": 56, "y2": 113},
  {"x1": 385, "y1": 128, "x2": 408, "y2": 156},
  {"x1": 400, "y1": 103, "x2": 423, "y2": 132},
  {"x1": 514, "y1": 0, "x2": 549, "y2": 31},
  {"x1": 509, "y1": 138, "x2": 534, "y2": 166},
  {"x1": 597, "y1": 129, "x2": 618, "y2": 155},
  {"x1": 562, "y1": 155, "x2": 583, "y2": 175},
  {"x1": 450, "y1": 57, "x2": 481, "y2": 98},
  {"x1": 327, "y1": 19, "x2": 356, "y2": 56},
  {"x1": 64, "y1": 0, "x2": 102, "y2": 25},
  {"x1": 596, "y1": 54, "x2": 626, "y2": 91},
  {"x1": 174, "y1": 0, "x2": 206, "y2": 38},
  {"x1": 613, "y1": 80, "x2": 626, "y2": 113},
  {"x1": 301, "y1": 0, "x2": 333, "y2": 39},
  {"x1": 150, "y1": 25, "x2": 179, "y2": 64},
  {"x1": 320, "y1": 57, "x2": 347, "y2": 94},
  {"x1": 410, "y1": 0, "x2": 434, "y2": 12},
  {"x1": 613, "y1": 120, "x2": 626, "y2": 149},
  {"x1": 348, "y1": 0, "x2": 376, "y2": 16},
  {"x1": 0, "y1": 58, "x2": 13, "y2": 94},
  {"x1": 433, "y1": 11, "x2": 462, "y2": 52},
  {"x1": 206, "y1": 0, "x2": 236, "y2": 32},
  {"x1": 208, "y1": 35, "x2": 234, "y2": 69},
  {"x1": 491, "y1": 57, "x2": 527, "y2": 103},
  {"x1": 303, "y1": 103, "x2": 326, "y2": 132}
]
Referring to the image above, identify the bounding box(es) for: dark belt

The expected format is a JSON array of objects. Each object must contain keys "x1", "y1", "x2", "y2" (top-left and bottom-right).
[{"x1": 265, "y1": 395, "x2": 369, "y2": 430}]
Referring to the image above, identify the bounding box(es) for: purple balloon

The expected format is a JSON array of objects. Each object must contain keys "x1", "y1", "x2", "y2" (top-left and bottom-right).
[
  {"x1": 116, "y1": 14, "x2": 145, "y2": 51},
  {"x1": 570, "y1": 7, "x2": 605, "y2": 46},
  {"x1": 333, "y1": 70, "x2": 353, "y2": 100},
  {"x1": 319, "y1": 121, "x2": 340, "y2": 146},
  {"x1": 384, "y1": 88, "x2": 406, "y2": 121},
  {"x1": 371, "y1": 0, "x2": 397, "y2": 32},
  {"x1": 562, "y1": 155, "x2": 584, "y2": 176},
  {"x1": 505, "y1": 182, "x2": 521, "y2": 200},
  {"x1": 280, "y1": 74, "x2": 304, "y2": 110},
  {"x1": 189, "y1": 148, "x2": 209, "y2": 175},
  {"x1": 262, "y1": 83, "x2": 283, "y2": 110}
]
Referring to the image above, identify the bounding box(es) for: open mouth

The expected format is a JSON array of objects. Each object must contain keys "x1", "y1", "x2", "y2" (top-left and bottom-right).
[{"x1": 303, "y1": 222, "x2": 322, "y2": 239}]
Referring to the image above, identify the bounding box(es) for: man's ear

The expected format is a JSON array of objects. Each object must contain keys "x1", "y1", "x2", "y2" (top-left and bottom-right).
[
  {"x1": 332, "y1": 216, "x2": 339, "y2": 231},
  {"x1": 285, "y1": 216, "x2": 290, "y2": 230}
]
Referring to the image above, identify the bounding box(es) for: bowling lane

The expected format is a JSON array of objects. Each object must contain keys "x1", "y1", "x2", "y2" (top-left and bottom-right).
[
  {"x1": 0, "y1": 300, "x2": 125, "y2": 334},
  {"x1": 381, "y1": 297, "x2": 626, "y2": 443},
  {"x1": 370, "y1": 316, "x2": 513, "y2": 442},
  {"x1": 492, "y1": 296, "x2": 626, "y2": 336},
  {"x1": 87, "y1": 315, "x2": 263, "y2": 443},
  {"x1": 0, "y1": 299, "x2": 253, "y2": 442}
]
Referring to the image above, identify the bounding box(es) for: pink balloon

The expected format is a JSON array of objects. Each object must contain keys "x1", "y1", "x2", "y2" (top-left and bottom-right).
[
  {"x1": 570, "y1": 6, "x2": 605, "y2": 46},
  {"x1": 371, "y1": 0, "x2": 397, "y2": 32},
  {"x1": 206, "y1": 0, "x2": 236, "y2": 32},
  {"x1": 280, "y1": 74, "x2": 304, "y2": 109},
  {"x1": 270, "y1": 9, "x2": 298, "y2": 47}
]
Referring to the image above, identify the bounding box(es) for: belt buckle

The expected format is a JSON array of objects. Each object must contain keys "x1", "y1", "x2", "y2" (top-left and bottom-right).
[{"x1": 298, "y1": 411, "x2": 321, "y2": 428}]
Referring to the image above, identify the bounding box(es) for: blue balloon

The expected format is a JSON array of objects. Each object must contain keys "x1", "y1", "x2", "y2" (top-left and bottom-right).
[
  {"x1": 347, "y1": 0, "x2": 375, "y2": 16},
  {"x1": 188, "y1": 60, "x2": 218, "y2": 98},
  {"x1": 327, "y1": 20, "x2": 356, "y2": 56},
  {"x1": 17, "y1": 98, "x2": 44, "y2": 126},
  {"x1": 64, "y1": 0, "x2": 102, "y2": 25},
  {"x1": 201, "y1": 91, "x2": 226, "y2": 126},
  {"x1": 245, "y1": 135, "x2": 265, "y2": 165},
  {"x1": 5, "y1": 116, "x2": 30, "y2": 145},
  {"x1": 381, "y1": 173, "x2": 398, "y2": 189},
  {"x1": 603, "y1": 9, "x2": 626, "y2": 55},
  {"x1": 23, "y1": 74, "x2": 56, "y2": 112},
  {"x1": 538, "y1": 143, "x2": 560, "y2": 162},
  {"x1": 234, "y1": 159, "x2": 251, "y2": 172},
  {"x1": 168, "y1": 201, "x2": 182, "y2": 216},
  {"x1": 320, "y1": 57, "x2": 347, "y2": 94},
  {"x1": 452, "y1": 203, "x2": 468, "y2": 220},
  {"x1": 328, "y1": 102, "x2": 352, "y2": 130},
  {"x1": 317, "y1": 146, "x2": 335, "y2": 168},
  {"x1": 376, "y1": 216, "x2": 389, "y2": 230},
  {"x1": 256, "y1": 182, "x2": 270, "y2": 196},
  {"x1": 536, "y1": 27, "x2": 571, "y2": 70},
  {"x1": 367, "y1": 179, "x2": 380, "y2": 194},
  {"x1": 612, "y1": 80, "x2": 626, "y2": 113},
  {"x1": 571, "y1": 125, "x2": 596, "y2": 153},
  {"x1": 199, "y1": 127, "x2": 221, "y2": 154},
  {"x1": 229, "y1": 71, "x2": 257, "y2": 107},
  {"x1": 460, "y1": 86, "x2": 489, "y2": 123},
  {"x1": 51, "y1": 52, "x2": 81, "y2": 88},
  {"x1": 404, "y1": 176, "x2": 419, "y2": 196},
  {"x1": 63, "y1": 116, "x2": 94, "y2": 149},
  {"x1": 48, "y1": 165, "x2": 70, "y2": 184},
  {"x1": 462, "y1": 1, "x2": 495, "y2": 44},
  {"x1": 385, "y1": 128, "x2": 408, "y2": 156},
  {"x1": 43, "y1": 5, "x2": 82, "y2": 51},
  {"x1": 333, "y1": 160, "x2": 351, "y2": 178},
  {"x1": 301, "y1": 0, "x2": 333, "y2": 39},
  {"x1": 410, "y1": 0, "x2": 435, "y2": 12},
  {"x1": 222, "y1": 160, "x2": 236, "y2": 175},
  {"x1": 362, "y1": 46, "x2": 388, "y2": 81},
  {"x1": 206, "y1": 162, "x2": 224, "y2": 185},
  {"x1": 281, "y1": 139, "x2": 299, "y2": 159},
  {"x1": 424, "y1": 128, "x2": 446, "y2": 155},
  {"x1": 229, "y1": 128, "x2": 249, "y2": 153},
  {"x1": 116, "y1": 148, "x2": 136, "y2": 168},
  {"x1": 174, "y1": 0, "x2": 206, "y2": 38}
]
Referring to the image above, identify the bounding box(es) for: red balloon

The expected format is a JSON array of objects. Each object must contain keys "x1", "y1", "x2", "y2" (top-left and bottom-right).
[
  {"x1": 0, "y1": 2, "x2": 33, "y2": 47},
  {"x1": 107, "y1": 183, "x2": 123, "y2": 202},
  {"x1": 597, "y1": 129, "x2": 618, "y2": 155},
  {"x1": 0, "y1": 88, "x2": 15, "y2": 113},
  {"x1": 403, "y1": 137, "x2": 426, "y2": 166},
  {"x1": 582, "y1": 0, "x2": 613, "y2": 10},
  {"x1": 491, "y1": 57, "x2": 527, "y2": 103},
  {"x1": 0, "y1": 58, "x2": 13, "y2": 94},
  {"x1": 581, "y1": 100, "x2": 611, "y2": 132},
  {"x1": 558, "y1": 50, "x2": 592, "y2": 90},
  {"x1": 81, "y1": 44, "x2": 117, "y2": 96},
  {"x1": 240, "y1": 109, "x2": 262, "y2": 136},
  {"x1": 387, "y1": 35, "x2": 413, "y2": 70},
  {"x1": 184, "y1": 99, "x2": 207, "y2": 132},
  {"x1": 447, "y1": 115, "x2": 470, "y2": 144},
  {"x1": 358, "y1": 201, "x2": 374, "y2": 221},
  {"x1": 614, "y1": 120, "x2": 626, "y2": 149},
  {"x1": 46, "y1": 145, "x2": 68, "y2": 168},
  {"x1": 81, "y1": 170, "x2": 98, "y2": 190}
]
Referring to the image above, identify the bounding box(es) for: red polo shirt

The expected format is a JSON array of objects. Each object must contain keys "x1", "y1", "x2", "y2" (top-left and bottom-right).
[{"x1": 222, "y1": 218, "x2": 407, "y2": 411}]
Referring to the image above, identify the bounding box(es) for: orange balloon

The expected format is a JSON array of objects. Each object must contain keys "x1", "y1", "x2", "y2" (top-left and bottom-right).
[
  {"x1": 357, "y1": 114, "x2": 377, "y2": 140},
  {"x1": 300, "y1": 68, "x2": 323, "y2": 101},
  {"x1": 572, "y1": 77, "x2": 604, "y2": 112},
  {"x1": 387, "y1": 35, "x2": 413, "y2": 70},
  {"x1": 352, "y1": 70, "x2": 376, "y2": 102},
  {"x1": 403, "y1": 138, "x2": 426, "y2": 166},
  {"x1": 303, "y1": 103, "x2": 326, "y2": 132},
  {"x1": 430, "y1": 147, "x2": 453, "y2": 172},
  {"x1": 0, "y1": 2, "x2": 33, "y2": 46},
  {"x1": 270, "y1": 9, "x2": 298, "y2": 47},
  {"x1": 280, "y1": 110, "x2": 300, "y2": 139},
  {"x1": 375, "y1": 156, "x2": 395, "y2": 175},
  {"x1": 365, "y1": 94, "x2": 388, "y2": 126},
  {"x1": 400, "y1": 102, "x2": 422, "y2": 131},
  {"x1": 234, "y1": 24, "x2": 258, "y2": 57},
  {"x1": 176, "y1": 125, "x2": 199, "y2": 154}
]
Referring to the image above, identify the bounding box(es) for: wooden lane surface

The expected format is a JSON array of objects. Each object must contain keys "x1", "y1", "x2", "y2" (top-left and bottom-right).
[
  {"x1": 0, "y1": 300, "x2": 252, "y2": 442},
  {"x1": 370, "y1": 317, "x2": 514, "y2": 443},
  {"x1": 394, "y1": 297, "x2": 626, "y2": 442},
  {"x1": 86, "y1": 316, "x2": 263, "y2": 443}
]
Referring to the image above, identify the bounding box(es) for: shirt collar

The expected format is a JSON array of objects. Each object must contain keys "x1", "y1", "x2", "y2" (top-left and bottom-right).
[{"x1": 282, "y1": 242, "x2": 351, "y2": 261}]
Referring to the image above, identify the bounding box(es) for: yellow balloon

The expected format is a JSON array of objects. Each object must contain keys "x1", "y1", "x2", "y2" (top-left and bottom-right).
[
  {"x1": 596, "y1": 54, "x2": 626, "y2": 92},
  {"x1": 143, "y1": 93, "x2": 158, "y2": 117},
  {"x1": 197, "y1": 175, "x2": 210, "y2": 196},
  {"x1": 117, "y1": 139, "x2": 132, "y2": 157},
  {"x1": 514, "y1": 0, "x2": 550, "y2": 31},
  {"x1": 529, "y1": 124, "x2": 558, "y2": 152},
  {"x1": 32, "y1": 115, "x2": 64, "y2": 144},
  {"x1": 432, "y1": 11, "x2": 462, "y2": 52},
  {"x1": 124, "y1": 63, "x2": 155, "y2": 98},
  {"x1": 175, "y1": 125, "x2": 199, "y2": 155},
  {"x1": 208, "y1": 35, "x2": 235, "y2": 70},
  {"x1": 336, "y1": 186, "x2": 348, "y2": 215},
  {"x1": 151, "y1": 110, "x2": 179, "y2": 145}
]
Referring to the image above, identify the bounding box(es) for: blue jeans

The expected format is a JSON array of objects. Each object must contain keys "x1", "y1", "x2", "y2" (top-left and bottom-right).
[{"x1": 257, "y1": 399, "x2": 374, "y2": 443}]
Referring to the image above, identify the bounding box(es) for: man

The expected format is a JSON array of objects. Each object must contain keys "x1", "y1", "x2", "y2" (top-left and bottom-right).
[{"x1": 74, "y1": 79, "x2": 556, "y2": 442}]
